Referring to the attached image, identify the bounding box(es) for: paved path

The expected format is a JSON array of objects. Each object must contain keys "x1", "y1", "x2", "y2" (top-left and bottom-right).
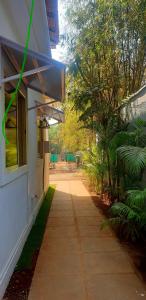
[{"x1": 28, "y1": 173, "x2": 146, "y2": 300}]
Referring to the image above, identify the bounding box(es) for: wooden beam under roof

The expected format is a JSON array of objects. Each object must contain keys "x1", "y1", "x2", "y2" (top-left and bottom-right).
[{"x1": 3, "y1": 46, "x2": 26, "y2": 96}]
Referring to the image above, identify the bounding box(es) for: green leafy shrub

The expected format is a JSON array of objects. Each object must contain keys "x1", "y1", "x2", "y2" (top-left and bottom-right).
[
  {"x1": 83, "y1": 144, "x2": 107, "y2": 193},
  {"x1": 109, "y1": 188, "x2": 146, "y2": 241}
]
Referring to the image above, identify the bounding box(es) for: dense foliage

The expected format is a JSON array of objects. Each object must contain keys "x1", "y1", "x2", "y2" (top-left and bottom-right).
[
  {"x1": 59, "y1": 100, "x2": 89, "y2": 152},
  {"x1": 63, "y1": 0, "x2": 146, "y2": 241}
]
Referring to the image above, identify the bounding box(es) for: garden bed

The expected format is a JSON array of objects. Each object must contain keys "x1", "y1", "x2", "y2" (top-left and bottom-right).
[{"x1": 82, "y1": 177, "x2": 146, "y2": 283}]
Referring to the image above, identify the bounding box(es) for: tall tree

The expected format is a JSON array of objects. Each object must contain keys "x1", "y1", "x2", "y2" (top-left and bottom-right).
[
  {"x1": 66, "y1": 0, "x2": 146, "y2": 124},
  {"x1": 64, "y1": 0, "x2": 146, "y2": 192}
]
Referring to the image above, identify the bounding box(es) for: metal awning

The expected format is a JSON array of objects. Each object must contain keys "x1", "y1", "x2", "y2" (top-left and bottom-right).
[
  {"x1": 37, "y1": 105, "x2": 64, "y2": 124},
  {"x1": 0, "y1": 36, "x2": 65, "y2": 101}
]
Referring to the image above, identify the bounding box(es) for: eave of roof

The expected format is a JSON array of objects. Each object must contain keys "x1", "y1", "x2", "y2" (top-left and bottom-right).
[
  {"x1": 45, "y1": 0, "x2": 59, "y2": 48},
  {"x1": 117, "y1": 85, "x2": 146, "y2": 111},
  {"x1": 0, "y1": 35, "x2": 65, "y2": 101}
]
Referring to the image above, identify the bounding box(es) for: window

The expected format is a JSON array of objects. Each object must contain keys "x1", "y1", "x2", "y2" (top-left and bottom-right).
[{"x1": 5, "y1": 91, "x2": 27, "y2": 168}]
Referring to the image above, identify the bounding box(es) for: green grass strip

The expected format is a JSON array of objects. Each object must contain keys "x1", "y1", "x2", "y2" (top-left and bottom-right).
[{"x1": 15, "y1": 185, "x2": 55, "y2": 271}]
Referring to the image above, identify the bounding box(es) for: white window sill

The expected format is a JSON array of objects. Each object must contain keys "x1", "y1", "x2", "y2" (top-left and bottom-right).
[{"x1": 0, "y1": 165, "x2": 28, "y2": 187}]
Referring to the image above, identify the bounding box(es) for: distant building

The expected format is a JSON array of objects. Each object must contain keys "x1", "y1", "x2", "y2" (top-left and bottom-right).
[{"x1": 121, "y1": 85, "x2": 146, "y2": 121}]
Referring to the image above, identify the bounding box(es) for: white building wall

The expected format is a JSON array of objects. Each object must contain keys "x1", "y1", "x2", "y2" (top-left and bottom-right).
[
  {"x1": 122, "y1": 87, "x2": 146, "y2": 122},
  {"x1": 0, "y1": 174, "x2": 28, "y2": 297},
  {"x1": 0, "y1": 1, "x2": 50, "y2": 297},
  {"x1": 27, "y1": 88, "x2": 44, "y2": 217},
  {"x1": 0, "y1": 0, "x2": 51, "y2": 56},
  {"x1": 0, "y1": 89, "x2": 46, "y2": 300},
  {"x1": 121, "y1": 86, "x2": 146, "y2": 189},
  {"x1": 0, "y1": 90, "x2": 46, "y2": 300}
]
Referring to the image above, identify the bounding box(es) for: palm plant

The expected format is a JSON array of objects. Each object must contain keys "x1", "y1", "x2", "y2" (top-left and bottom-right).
[
  {"x1": 117, "y1": 146, "x2": 146, "y2": 177},
  {"x1": 109, "y1": 188, "x2": 146, "y2": 241},
  {"x1": 109, "y1": 118, "x2": 146, "y2": 199},
  {"x1": 100, "y1": 118, "x2": 146, "y2": 241}
]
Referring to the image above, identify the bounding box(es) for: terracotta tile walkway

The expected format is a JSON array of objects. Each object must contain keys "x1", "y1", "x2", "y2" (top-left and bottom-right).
[{"x1": 28, "y1": 172, "x2": 146, "y2": 300}]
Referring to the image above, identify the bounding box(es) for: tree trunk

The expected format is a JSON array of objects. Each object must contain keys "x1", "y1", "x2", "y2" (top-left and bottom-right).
[{"x1": 106, "y1": 150, "x2": 112, "y2": 189}]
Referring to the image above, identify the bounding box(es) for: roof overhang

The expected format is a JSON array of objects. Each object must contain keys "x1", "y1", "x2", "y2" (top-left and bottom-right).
[
  {"x1": 45, "y1": 0, "x2": 59, "y2": 48},
  {"x1": 117, "y1": 85, "x2": 146, "y2": 112},
  {"x1": 37, "y1": 104, "x2": 64, "y2": 124},
  {"x1": 0, "y1": 36, "x2": 65, "y2": 101}
]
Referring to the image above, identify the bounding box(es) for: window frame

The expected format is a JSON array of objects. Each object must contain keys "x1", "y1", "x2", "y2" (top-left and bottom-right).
[{"x1": 5, "y1": 90, "x2": 27, "y2": 170}]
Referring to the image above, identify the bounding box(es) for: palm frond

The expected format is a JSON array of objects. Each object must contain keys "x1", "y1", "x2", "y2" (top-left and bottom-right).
[
  {"x1": 109, "y1": 187, "x2": 146, "y2": 241},
  {"x1": 140, "y1": 212, "x2": 146, "y2": 228},
  {"x1": 117, "y1": 146, "x2": 146, "y2": 176},
  {"x1": 126, "y1": 189, "x2": 146, "y2": 208},
  {"x1": 110, "y1": 202, "x2": 131, "y2": 218},
  {"x1": 110, "y1": 202, "x2": 140, "y2": 223},
  {"x1": 110, "y1": 131, "x2": 134, "y2": 150}
]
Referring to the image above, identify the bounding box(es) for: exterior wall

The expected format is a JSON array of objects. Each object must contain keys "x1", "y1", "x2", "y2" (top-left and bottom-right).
[
  {"x1": 27, "y1": 88, "x2": 45, "y2": 217},
  {"x1": 0, "y1": 174, "x2": 28, "y2": 297},
  {"x1": 43, "y1": 135, "x2": 50, "y2": 193},
  {"x1": 121, "y1": 86, "x2": 146, "y2": 189},
  {"x1": 0, "y1": 87, "x2": 46, "y2": 299},
  {"x1": 0, "y1": 0, "x2": 51, "y2": 56},
  {"x1": 122, "y1": 87, "x2": 146, "y2": 122},
  {"x1": 0, "y1": 1, "x2": 51, "y2": 298}
]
